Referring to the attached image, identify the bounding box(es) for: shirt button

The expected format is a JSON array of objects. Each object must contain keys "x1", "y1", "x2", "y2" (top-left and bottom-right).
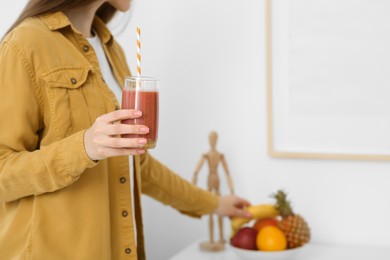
[
  {"x1": 70, "y1": 78, "x2": 77, "y2": 85},
  {"x1": 122, "y1": 210, "x2": 128, "y2": 217},
  {"x1": 125, "y1": 248, "x2": 131, "y2": 254},
  {"x1": 83, "y1": 45, "x2": 89, "y2": 52},
  {"x1": 120, "y1": 177, "x2": 126, "y2": 184}
]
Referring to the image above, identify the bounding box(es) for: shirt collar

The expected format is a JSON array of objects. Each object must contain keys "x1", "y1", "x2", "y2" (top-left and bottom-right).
[
  {"x1": 40, "y1": 11, "x2": 113, "y2": 45},
  {"x1": 92, "y1": 16, "x2": 113, "y2": 45}
]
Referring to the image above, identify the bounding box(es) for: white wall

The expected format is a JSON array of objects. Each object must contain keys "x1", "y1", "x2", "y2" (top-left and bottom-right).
[
  {"x1": 122, "y1": 1, "x2": 390, "y2": 259},
  {"x1": 2, "y1": 1, "x2": 390, "y2": 260}
]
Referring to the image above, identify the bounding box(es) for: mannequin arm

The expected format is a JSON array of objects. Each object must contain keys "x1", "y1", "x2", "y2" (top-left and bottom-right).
[
  {"x1": 221, "y1": 155, "x2": 234, "y2": 194},
  {"x1": 192, "y1": 155, "x2": 206, "y2": 185}
]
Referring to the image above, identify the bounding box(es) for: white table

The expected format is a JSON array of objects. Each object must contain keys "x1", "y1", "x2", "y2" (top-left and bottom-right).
[{"x1": 169, "y1": 239, "x2": 390, "y2": 260}]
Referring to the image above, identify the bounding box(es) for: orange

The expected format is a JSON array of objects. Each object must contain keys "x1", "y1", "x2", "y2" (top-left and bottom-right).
[
  {"x1": 256, "y1": 226, "x2": 287, "y2": 251},
  {"x1": 253, "y1": 217, "x2": 279, "y2": 232}
]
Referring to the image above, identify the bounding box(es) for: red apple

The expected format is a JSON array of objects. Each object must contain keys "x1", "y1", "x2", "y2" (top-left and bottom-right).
[{"x1": 231, "y1": 227, "x2": 258, "y2": 250}]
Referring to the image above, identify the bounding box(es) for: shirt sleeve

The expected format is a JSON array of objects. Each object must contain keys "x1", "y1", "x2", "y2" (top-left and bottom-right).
[
  {"x1": 139, "y1": 151, "x2": 219, "y2": 218},
  {"x1": 0, "y1": 40, "x2": 97, "y2": 203}
]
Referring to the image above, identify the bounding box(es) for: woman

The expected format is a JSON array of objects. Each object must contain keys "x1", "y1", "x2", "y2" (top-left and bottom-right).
[{"x1": 0, "y1": 0, "x2": 251, "y2": 259}]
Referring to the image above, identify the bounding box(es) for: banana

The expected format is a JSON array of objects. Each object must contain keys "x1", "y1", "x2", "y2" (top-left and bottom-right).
[{"x1": 230, "y1": 204, "x2": 279, "y2": 238}]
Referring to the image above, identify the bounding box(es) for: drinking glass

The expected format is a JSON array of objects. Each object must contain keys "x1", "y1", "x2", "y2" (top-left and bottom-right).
[{"x1": 121, "y1": 76, "x2": 159, "y2": 149}]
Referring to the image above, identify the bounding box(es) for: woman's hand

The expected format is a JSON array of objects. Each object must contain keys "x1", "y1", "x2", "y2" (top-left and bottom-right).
[
  {"x1": 214, "y1": 195, "x2": 252, "y2": 218},
  {"x1": 84, "y1": 109, "x2": 149, "y2": 161}
]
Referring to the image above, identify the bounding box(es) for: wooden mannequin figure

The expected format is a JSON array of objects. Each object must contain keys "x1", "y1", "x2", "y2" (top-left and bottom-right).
[{"x1": 192, "y1": 131, "x2": 234, "y2": 251}]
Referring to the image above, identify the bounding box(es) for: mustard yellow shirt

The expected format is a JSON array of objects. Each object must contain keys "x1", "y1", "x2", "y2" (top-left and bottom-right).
[{"x1": 0, "y1": 12, "x2": 218, "y2": 260}]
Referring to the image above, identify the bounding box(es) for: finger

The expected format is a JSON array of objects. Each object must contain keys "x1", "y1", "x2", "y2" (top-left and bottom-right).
[
  {"x1": 97, "y1": 109, "x2": 142, "y2": 124},
  {"x1": 233, "y1": 195, "x2": 251, "y2": 208},
  {"x1": 233, "y1": 208, "x2": 253, "y2": 219},
  {"x1": 98, "y1": 124, "x2": 149, "y2": 136},
  {"x1": 96, "y1": 147, "x2": 145, "y2": 158},
  {"x1": 95, "y1": 136, "x2": 147, "y2": 148},
  {"x1": 234, "y1": 197, "x2": 252, "y2": 207}
]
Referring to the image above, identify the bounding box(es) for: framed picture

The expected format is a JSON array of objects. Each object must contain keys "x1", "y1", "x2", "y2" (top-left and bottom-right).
[{"x1": 266, "y1": 0, "x2": 390, "y2": 160}]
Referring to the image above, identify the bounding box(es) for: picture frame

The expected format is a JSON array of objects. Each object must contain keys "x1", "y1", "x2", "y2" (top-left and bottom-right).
[{"x1": 266, "y1": 0, "x2": 390, "y2": 160}]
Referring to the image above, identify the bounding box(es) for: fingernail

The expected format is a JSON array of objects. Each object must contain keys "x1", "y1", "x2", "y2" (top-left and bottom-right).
[
  {"x1": 134, "y1": 110, "x2": 142, "y2": 116},
  {"x1": 140, "y1": 127, "x2": 149, "y2": 133},
  {"x1": 138, "y1": 139, "x2": 147, "y2": 144},
  {"x1": 137, "y1": 149, "x2": 145, "y2": 154},
  {"x1": 245, "y1": 213, "x2": 252, "y2": 218}
]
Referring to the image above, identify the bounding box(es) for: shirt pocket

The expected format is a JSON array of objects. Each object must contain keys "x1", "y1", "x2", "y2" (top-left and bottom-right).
[{"x1": 41, "y1": 66, "x2": 94, "y2": 138}]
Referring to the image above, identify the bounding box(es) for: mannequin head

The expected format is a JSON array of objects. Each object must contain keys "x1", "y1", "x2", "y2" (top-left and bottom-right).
[{"x1": 209, "y1": 131, "x2": 218, "y2": 149}]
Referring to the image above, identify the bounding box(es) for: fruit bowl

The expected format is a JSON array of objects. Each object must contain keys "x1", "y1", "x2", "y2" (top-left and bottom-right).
[{"x1": 229, "y1": 244, "x2": 305, "y2": 260}]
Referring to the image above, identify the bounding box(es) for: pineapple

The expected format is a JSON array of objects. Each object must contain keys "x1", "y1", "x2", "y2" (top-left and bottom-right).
[{"x1": 272, "y1": 190, "x2": 311, "y2": 249}]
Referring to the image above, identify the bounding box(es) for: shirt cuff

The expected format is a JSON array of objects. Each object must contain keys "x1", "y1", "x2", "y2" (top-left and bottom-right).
[{"x1": 58, "y1": 130, "x2": 99, "y2": 180}]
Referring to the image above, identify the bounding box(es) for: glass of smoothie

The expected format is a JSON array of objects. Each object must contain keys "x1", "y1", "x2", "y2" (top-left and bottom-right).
[{"x1": 121, "y1": 76, "x2": 159, "y2": 149}]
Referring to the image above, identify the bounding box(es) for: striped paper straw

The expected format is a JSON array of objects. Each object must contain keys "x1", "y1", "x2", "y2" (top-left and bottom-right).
[{"x1": 136, "y1": 27, "x2": 141, "y2": 77}]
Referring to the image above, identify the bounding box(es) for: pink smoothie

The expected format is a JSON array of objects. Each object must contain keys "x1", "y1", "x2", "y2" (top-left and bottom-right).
[{"x1": 121, "y1": 90, "x2": 159, "y2": 148}]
